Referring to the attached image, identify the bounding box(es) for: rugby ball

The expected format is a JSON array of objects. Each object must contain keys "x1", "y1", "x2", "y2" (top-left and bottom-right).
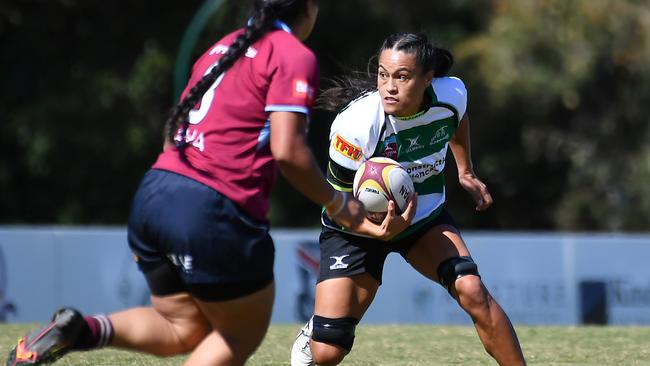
[{"x1": 352, "y1": 157, "x2": 414, "y2": 223}]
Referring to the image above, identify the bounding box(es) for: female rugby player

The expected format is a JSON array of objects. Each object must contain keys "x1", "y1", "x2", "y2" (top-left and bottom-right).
[
  {"x1": 291, "y1": 32, "x2": 527, "y2": 366},
  {"x1": 6, "y1": 1, "x2": 367, "y2": 365}
]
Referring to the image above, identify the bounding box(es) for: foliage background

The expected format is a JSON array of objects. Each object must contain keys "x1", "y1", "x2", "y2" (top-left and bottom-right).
[{"x1": 1, "y1": 0, "x2": 649, "y2": 231}]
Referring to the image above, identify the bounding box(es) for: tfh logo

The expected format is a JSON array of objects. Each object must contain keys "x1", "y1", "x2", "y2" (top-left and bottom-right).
[{"x1": 334, "y1": 134, "x2": 363, "y2": 161}]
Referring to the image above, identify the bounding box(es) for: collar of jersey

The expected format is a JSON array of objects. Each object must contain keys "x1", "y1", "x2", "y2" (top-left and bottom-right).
[
  {"x1": 394, "y1": 110, "x2": 427, "y2": 121},
  {"x1": 247, "y1": 18, "x2": 292, "y2": 34},
  {"x1": 274, "y1": 20, "x2": 292, "y2": 33}
]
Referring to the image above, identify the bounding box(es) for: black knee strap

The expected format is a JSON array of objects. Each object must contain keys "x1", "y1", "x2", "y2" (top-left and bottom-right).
[
  {"x1": 312, "y1": 315, "x2": 359, "y2": 351},
  {"x1": 436, "y1": 256, "x2": 479, "y2": 294}
]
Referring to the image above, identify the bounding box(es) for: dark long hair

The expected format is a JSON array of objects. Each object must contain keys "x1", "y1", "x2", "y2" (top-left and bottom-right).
[
  {"x1": 165, "y1": 0, "x2": 312, "y2": 145},
  {"x1": 317, "y1": 32, "x2": 453, "y2": 112}
]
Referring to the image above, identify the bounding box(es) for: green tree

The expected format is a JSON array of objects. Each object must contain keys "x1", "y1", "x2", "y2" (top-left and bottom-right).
[
  {"x1": 454, "y1": 0, "x2": 650, "y2": 231},
  {"x1": 0, "y1": 0, "x2": 192, "y2": 222},
  {"x1": 1, "y1": 0, "x2": 648, "y2": 231}
]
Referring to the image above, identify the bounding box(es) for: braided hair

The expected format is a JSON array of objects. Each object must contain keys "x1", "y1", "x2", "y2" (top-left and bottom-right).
[
  {"x1": 317, "y1": 32, "x2": 453, "y2": 112},
  {"x1": 165, "y1": 0, "x2": 311, "y2": 146}
]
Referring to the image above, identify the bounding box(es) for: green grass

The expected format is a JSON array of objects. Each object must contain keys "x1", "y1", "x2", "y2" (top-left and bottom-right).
[{"x1": 1, "y1": 324, "x2": 650, "y2": 365}]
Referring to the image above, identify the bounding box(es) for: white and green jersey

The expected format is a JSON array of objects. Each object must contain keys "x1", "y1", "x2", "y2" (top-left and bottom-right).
[{"x1": 324, "y1": 76, "x2": 467, "y2": 240}]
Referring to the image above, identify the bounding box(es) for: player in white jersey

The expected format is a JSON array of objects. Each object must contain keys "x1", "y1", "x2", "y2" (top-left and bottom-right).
[{"x1": 291, "y1": 32, "x2": 527, "y2": 366}]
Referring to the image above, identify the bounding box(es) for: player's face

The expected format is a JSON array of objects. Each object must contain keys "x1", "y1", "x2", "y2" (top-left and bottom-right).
[{"x1": 377, "y1": 49, "x2": 434, "y2": 117}]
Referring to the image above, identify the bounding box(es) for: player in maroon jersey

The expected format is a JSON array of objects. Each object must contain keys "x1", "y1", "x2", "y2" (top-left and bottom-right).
[{"x1": 5, "y1": 1, "x2": 367, "y2": 365}]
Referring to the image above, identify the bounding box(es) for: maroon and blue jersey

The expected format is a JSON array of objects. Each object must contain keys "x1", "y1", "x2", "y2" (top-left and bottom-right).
[{"x1": 153, "y1": 24, "x2": 319, "y2": 221}]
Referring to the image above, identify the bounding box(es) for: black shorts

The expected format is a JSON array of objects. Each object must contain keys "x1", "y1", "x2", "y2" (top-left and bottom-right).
[
  {"x1": 318, "y1": 209, "x2": 457, "y2": 284},
  {"x1": 127, "y1": 169, "x2": 275, "y2": 301}
]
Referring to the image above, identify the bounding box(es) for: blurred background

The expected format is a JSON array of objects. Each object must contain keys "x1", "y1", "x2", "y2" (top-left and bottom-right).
[
  {"x1": 2, "y1": 0, "x2": 649, "y2": 231},
  {"x1": 0, "y1": 0, "x2": 649, "y2": 326}
]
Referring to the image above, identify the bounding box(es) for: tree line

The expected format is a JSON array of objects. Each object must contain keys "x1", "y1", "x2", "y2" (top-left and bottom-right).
[{"x1": 1, "y1": 0, "x2": 648, "y2": 231}]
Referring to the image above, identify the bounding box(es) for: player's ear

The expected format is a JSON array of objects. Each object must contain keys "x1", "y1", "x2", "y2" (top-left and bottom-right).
[
  {"x1": 305, "y1": 0, "x2": 317, "y2": 16},
  {"x1": 424, "y1": 69, "x2": 434, "y2": 84}
]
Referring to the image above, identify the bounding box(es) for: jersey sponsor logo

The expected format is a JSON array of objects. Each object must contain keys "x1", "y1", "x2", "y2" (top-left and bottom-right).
[
  {"x1": 167, "y1": 254, "x2": 194, "y2": 274},
  {"x1": 429, "y1": 126, "x2": 450, "y2": 146},
  {"x1": 382, "y1": 135, "x2": 398, "y2": 160},
  {"x1": 209, "y1": 44, "x2": 257, "y2": 58},
  {"x1": 405, "y1": 136, "x2": 425, "y2": 153},
  {"x1": 292, "y1": 79, "x2": 315, "y2": 103},
  {"x1": 209, "y1": 44, "x2": 229, "y2": 55},
  {"x1": 329, "y1": 255, "x2": 350, "y2": 270},
  {"x1": 405, "y1": 160, "x2": 445, "y2": 183},
  {"x1": 333, "y1": 134, "x2": 363, "y2": 161}
]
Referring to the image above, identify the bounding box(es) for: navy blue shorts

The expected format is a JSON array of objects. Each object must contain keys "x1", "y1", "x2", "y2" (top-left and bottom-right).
[
  {"x1": 127, "y1": 169, "x2": 275, "y2": 301},
  {"x1": 318, "y1": 209, "x2": 458, "y2": 284}
]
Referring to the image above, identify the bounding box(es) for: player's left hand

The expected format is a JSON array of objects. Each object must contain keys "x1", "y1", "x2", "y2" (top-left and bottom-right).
[
  {"x1": 458, "y1": 172, "x2": 493, "y2": 211},
  {"x1": 370, "y1": 192, "x2": 418, "y2": 241}
]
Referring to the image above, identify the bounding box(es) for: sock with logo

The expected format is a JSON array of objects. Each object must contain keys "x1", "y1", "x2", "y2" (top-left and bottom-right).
[{"x1": 73, "y1": 314, "x2": 114, "y2": 350}]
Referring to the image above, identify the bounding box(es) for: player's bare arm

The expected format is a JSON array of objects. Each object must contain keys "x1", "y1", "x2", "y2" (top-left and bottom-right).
[
  {"x1": 270, "y1": 111, "x2": 366, "y2": 229},
  {"x1": 449, "y1": 113, "x2": 493, "y2": 211}
]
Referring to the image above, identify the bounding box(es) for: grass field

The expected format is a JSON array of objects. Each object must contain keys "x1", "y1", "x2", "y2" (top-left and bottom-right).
[{"x1": 1, "y1": 324, "x2": 650, "y2": 365}]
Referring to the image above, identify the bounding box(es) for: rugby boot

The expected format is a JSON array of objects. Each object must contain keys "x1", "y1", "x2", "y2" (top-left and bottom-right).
[
  {"x1": 6, "y1": 308, "x2": 84, "y2": 365},
  {"x1": 291, "y1": 316, "x2": 314, "y2": 366}
]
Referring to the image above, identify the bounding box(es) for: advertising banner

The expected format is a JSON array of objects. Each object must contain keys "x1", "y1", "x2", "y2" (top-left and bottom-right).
[{"x1": 0, "y1": 228, "x2": 648, "y2": 325}]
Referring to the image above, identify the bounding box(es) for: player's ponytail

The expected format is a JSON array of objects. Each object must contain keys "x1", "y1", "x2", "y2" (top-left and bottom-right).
[
  {"x1": 432, "y1": 47, "x2": 453, "y2": 77},
  {"x1": 165, "y1": 0, "x2": 311, "y2": 146},
  {"x1": 317, "y1": 32, "x2": 454, "y2": 113},
  {"x1": 316, "y1": 72, "x2": 377, "y2": 113}
]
